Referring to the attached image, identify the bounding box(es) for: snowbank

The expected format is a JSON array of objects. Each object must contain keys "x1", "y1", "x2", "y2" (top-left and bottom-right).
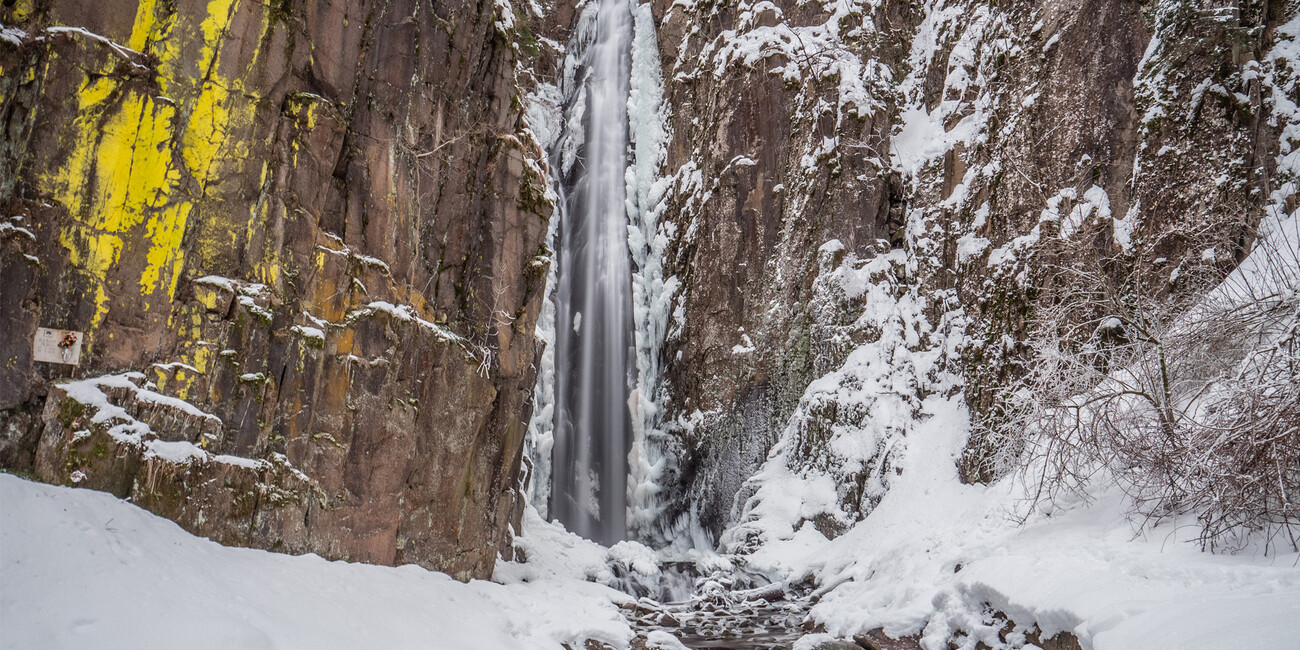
[
  {"x1": 497, "y1": 505, "x2": 675, "y2": 602},
  {"x1": 727, "y1": 392, "x2": 1300, "y2": 650},
  {"x1": 0, "y1": 475, "x2": 632, "y2": 650},
  {"x1": 722, "y1": 210, "x2": 1300, "y2": 648}
]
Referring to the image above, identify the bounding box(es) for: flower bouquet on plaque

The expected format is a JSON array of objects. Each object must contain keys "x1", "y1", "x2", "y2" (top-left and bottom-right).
[{"x1": 58, "y1": 332, "x2": 77, "y2": 363}]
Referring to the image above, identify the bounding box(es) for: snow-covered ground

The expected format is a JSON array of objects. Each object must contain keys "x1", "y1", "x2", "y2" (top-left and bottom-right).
[
  {"x1": 0, "y1": 474, "x2": 632, "y2": 650},
  {"x1": 714, "y1": 210, "x2": 1300, "y2": 649},
  {"x1": 726, "y1": 393, "x2": 1300, "y2": 650},
  {"x1": 10, "y1": 405, "x2": 1297, "y2": 650}
]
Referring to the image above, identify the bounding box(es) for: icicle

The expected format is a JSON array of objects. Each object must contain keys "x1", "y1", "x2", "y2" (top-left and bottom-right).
[{"x1": 625, "y1": 0, "x2": 674, "y2": 541}]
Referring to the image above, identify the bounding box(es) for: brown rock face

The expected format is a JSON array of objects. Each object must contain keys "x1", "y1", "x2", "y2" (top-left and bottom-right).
[
  {"x1": 648, "y1": 0, "x2": 915, "y2": 535},
  {"x1": 645, "y1": 0, "x2": 1286, "y2": 534},
  {"x1": 0, "y1": 0, "x2": 550, "y2": 579}
]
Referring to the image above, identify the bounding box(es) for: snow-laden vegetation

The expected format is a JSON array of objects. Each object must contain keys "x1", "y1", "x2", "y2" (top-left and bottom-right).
[{"x1": 711, "y1": 218, "x2": 1300, "y2": 647}]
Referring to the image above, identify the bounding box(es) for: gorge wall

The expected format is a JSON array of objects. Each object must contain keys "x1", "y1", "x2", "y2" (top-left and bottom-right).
[
  {"x1": 2, "y1": 0, "x2": 1293, "y2": 578},
  {"x1": 0, "y1": 0, "x2": 551, "y2": 579},
  {"x1": 638, "y1": 0, "x2": 1293, "y2": 540}
]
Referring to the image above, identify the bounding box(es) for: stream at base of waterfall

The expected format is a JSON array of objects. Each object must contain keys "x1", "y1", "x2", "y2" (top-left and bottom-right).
[{"x1": 621, "y1": 579, "x2": 816, "y2": 650}]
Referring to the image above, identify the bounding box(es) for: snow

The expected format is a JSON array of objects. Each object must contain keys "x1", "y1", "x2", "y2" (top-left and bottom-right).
[
  {"x1": 726, "y1": 391, "x2": 1300, "y2": 650},
  {"x1": 890, "y1": 4, "x2": 1006, "y2": 182},
  {"x1": 50, "y1": 373, "x2": 283, "y2": 473},
  {"x1": 63, "y1": 372, "x2": 220, "y2": 426},
  {"x1": 892, "y1": 107, "x2": 953, "y2": 177},
  {"x1": 497, "y1": 507, "x2": 619, "y2": 585},
  {"x1": 152, "y1": 361, "x2": 203, "y2": 375},
  {"x1": 792, "y1": 634, "x2": 839, "y2": 650},
  {"x1": 526, "y1": 81, "x2": 564, "y2": 153},
  {"x1": 143, "y1": 438, "x2": 208, "y2": 464},
  {"x1": 681, "y1": 0, "x2": 891, "y2": 120},
  {"x1": 211, "y1": 454, "x2": 264, "y2": 469},
  {"x1": 1113, "y1": 206, "x2": 1137, "y2": 251},
  {"x1": 0, "y1": 219, "x2": 36, "y2": 241},
  {"x1": 986, "y1": 225, "x2": 1040, "y2": 270},
  {"x1": 494, "y1": 0, "x2": 516, "y2": 33},
  {"x1": 291, "y1": 324, "x2": 325, "y2": 341},
  {"x1": 1059, "y1": 185, "x2": 1111, "y2": 240},
  {"x1": 350, "y1": 301, "x2": 464, "y2": 345},
  {"x1": 352, "y1": 253, "x2": 392, "y2": 274},
  {"x1": 39, "y1": 26, "x2": 148, "y2": 71},
  {"x1": 1, "y1": 475, "x2": 633, "y2": 650},
  {"x1": 0, "y1": 25, "x2": 26, "y2": 46},
  {"x1": 194, "y1": 274, "x2": 237, "y2": 292},
  {"x1": 313, "y1": 242, "x2": 399, "y2": 284},
  {"x1": 731, "y1": 332, "x2": 756, "y2": 355},
  {"x1": 722, "y1": 244, "x2": 950, "y2": 567},
  {"x1": 955, "y1": 233, "x2": 990, "y2": 264},
  {"x1": 722, "y1": 218, "x2": 1300, "y2": 648},
  {"x1": 645, "y1": 630, "x2": 690, "y2": 649}
]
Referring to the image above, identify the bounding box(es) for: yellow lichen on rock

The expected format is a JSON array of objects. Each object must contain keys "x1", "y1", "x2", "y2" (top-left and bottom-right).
[
  {"x1": 128, "y1": 0, "x2": 163, "y2": 53},
  {"x1": 41, "y1": 0, "x2": 266, "y2": 326},
  {"x1": 183, "y1": 0, "x2": 259, "y2": 183},
  {"x1": 6, "y1": 0, "x2": 33, "y2": 22},
  {"x1": 46, "y1": 77, "x2": 184, "y2": 325},
  {"x1": 140, "y1": 201, "x2": 193, "y2": 301}
]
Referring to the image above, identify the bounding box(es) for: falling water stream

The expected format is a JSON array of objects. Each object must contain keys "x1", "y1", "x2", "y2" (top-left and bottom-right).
[
  {"x1": 551, "y1": 0, "x2": 636, "y2": 547},
  {"x1": 543, "y1": 3, "x2": 822, "y2": 646}
]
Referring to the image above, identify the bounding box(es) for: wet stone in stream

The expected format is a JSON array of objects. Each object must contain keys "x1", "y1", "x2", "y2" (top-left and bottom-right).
[{"x1": 624, "y1": 580, "x2": 816, "y2": 649}]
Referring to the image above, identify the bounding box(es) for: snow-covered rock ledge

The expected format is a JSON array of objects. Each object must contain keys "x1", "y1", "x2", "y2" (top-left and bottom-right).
[{"x1": 32, "y1": 372, "x2": 323, "y2": 553}]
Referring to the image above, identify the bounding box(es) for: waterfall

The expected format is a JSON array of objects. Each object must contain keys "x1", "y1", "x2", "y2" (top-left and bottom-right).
[{"x1": 550, "y1": 0, "x2": 636, "y2": 546}]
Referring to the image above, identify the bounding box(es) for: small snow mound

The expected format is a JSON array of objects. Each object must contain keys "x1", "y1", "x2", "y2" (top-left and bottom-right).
[{"x1": 645, "y1": 630, "x2": 690, "y2": 650}]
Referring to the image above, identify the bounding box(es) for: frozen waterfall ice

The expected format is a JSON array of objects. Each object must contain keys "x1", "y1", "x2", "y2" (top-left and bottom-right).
[{"x1": 550, "y1": 0, "x2": 636, "y2": 546}]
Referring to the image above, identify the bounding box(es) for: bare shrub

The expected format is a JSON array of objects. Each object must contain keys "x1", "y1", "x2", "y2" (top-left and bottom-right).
[{"x1": 987, "y1": 221, "x2": 1300, "y2": 553}]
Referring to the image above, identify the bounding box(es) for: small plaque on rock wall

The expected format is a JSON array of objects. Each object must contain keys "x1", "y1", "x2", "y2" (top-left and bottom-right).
[{"x1": 33, "y1": 327, "x2": 84, "y2": 366}]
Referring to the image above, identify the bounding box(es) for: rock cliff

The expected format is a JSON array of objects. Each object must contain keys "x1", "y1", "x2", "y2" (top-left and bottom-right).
[
  {"x1": 0, "y1": 0, "x2": 551, "y2": 579},
  {"x1": 3, "y1": 0, "x2": 1292, "y2": 573},
  {"x1": 640, "y1": 0, "x2": 1291, "y2": 539}
]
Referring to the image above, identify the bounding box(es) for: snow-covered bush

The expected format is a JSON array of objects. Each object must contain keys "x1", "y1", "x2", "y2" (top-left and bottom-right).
[{"x1": 984, "y1": 221, "x2": 1300, "y2": 553}]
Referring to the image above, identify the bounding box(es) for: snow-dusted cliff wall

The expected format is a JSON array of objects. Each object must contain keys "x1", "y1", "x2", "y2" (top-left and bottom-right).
[
  {"x1": 638, "y1": 0, "x2": 1298, "y2": 543},
  {"x1": 0, "y1": 0, "x2": 553, "y2": 580}
]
